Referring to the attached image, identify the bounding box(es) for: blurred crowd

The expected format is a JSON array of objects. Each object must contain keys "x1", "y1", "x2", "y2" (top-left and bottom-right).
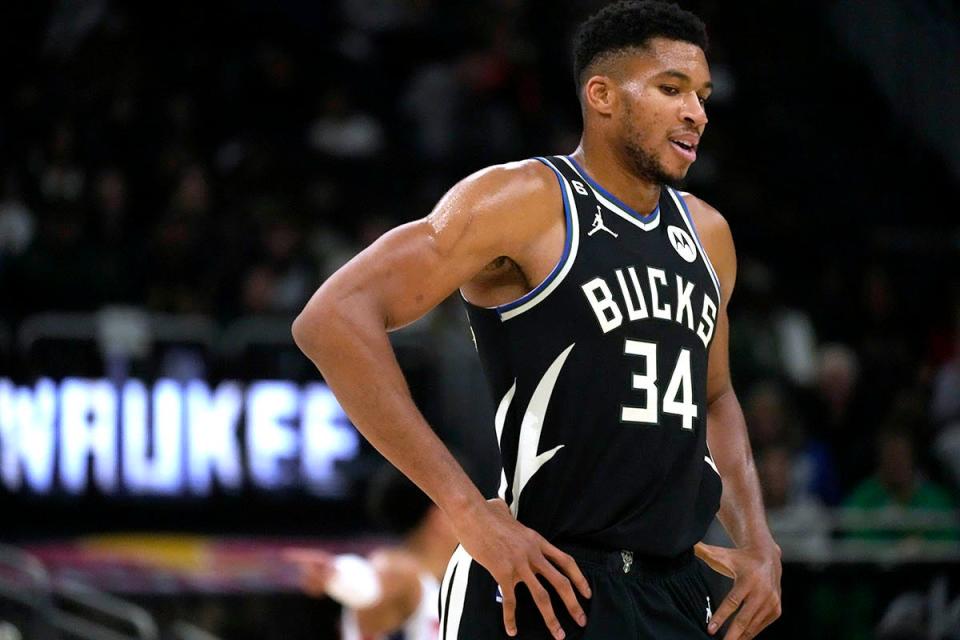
[{"x1": 1, "y1": 0, "x2": 959, "y2": 552}]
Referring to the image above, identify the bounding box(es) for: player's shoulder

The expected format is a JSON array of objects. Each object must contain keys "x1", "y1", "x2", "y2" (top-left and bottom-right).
[
  {"x1": 427, "y1": 158, "x2": 561, "y2": 248},
  {"x1": 457, "y1": 158, "x2": 559, "y2": 206},
  {"x1": 678, "y1": 191, "x2": 737, "y2": 291},
  {"x1": 678, "y1": 191, "x2": 731, "y2": 242}
]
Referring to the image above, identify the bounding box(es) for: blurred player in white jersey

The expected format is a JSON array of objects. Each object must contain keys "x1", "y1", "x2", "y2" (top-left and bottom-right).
[{"x1": 287, "y1": 465, "x2": 457, "y2": 639}]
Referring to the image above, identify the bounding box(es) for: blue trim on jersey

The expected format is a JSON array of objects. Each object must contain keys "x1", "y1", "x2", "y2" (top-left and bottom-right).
[
  {"x1": 672, "y1": 188, "x2": 722, "y2": 299},
  {"x1": 496, "y1": 157, "x2": 573, "y2": 315},
  {"x1": 565, "y1": 156, "x2": 660, "y2": 223}
]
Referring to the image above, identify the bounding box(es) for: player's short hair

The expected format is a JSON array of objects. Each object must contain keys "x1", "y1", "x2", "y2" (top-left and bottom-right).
[
  {"x1": 573, "y1": 1, "x2": 708, "y2": 87},
  {"x1": 365, "y1": 463, "x2": 434, "y2": 536}
]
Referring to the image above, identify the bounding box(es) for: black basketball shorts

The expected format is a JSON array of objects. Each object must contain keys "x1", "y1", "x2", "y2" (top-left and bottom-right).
[{"x1": 439, "y1": 543, "x2": 733, "y2": 639}]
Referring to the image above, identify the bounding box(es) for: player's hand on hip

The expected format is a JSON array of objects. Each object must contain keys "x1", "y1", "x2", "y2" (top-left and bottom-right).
[
  {"x1": 453, "y1": 498, "x2": 591, "y2": 640},
  {"x1": 283, "y1": 548, "x2": 336, "y2": 597},
  {"x1": 694, "y1": 542, "x2": 782, "y2": 640}
]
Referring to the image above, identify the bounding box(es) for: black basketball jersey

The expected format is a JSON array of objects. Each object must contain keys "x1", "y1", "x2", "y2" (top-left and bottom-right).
[{"x1": 462, "y1": 155, "x2": 723, "y2": 556}]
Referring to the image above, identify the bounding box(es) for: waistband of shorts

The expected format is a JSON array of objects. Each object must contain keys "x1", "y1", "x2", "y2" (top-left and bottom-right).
[{"x1": 556, "y1": 543, "x2": 695, "y2": 578}]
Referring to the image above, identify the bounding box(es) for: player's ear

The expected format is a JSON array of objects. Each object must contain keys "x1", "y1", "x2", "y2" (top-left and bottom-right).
[{"x1": 583, "y1": 75, "x2": 616, "y2": 116}]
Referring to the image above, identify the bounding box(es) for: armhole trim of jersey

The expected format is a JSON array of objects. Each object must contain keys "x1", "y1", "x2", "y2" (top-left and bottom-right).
[
  {"x1": 496, "y1": 157, "x2": 581, "y2": 321},
  {"x1": 560, "y1": 155, "x2": 661, "y2": 231},
  {"x1": 668, "y1": 187, "x2": 722, "y2": 304}
]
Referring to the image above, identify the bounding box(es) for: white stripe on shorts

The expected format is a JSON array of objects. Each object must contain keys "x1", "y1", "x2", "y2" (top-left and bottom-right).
[{"x1": 441, "y1": 545, "x2": 474, "y2": 640}]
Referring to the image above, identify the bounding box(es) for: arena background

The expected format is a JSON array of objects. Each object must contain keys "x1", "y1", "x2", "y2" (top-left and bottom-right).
[{"x1": 1, "y1": 1, "x2": 959, "y2": 638}]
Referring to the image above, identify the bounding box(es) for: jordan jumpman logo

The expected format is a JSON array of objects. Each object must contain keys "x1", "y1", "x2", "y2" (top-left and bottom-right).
[{"x1": 588, "y1": 205, "x2": 618, "y2": 237}]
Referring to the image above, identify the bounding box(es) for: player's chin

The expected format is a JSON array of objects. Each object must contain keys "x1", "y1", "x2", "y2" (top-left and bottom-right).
[
  {"x1": 657, "y1": 155, "x2": 692, "y2": 182},
  {"x1": 659, "y1": 163, "x2": 690, "y2": 186}
]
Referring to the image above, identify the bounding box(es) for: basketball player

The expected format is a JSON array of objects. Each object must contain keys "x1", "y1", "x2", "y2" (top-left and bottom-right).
[
  {"x1": 286, "y1": 465, "x2": 457, "y2": 639},
  {"x1": 292, "y1": 2, "x2": 782, "y2": 638}
]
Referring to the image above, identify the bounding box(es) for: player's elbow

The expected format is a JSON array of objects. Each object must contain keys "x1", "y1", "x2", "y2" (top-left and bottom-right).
[
  {"x1": 290, "y1": 309, "x2": 314, "y2": 354},
  {"x1": 291, "y1": 309, "x2": 316, "y2": 359},
  {"x1": 292, "y1": 284, "x2": 377, "y2": 366},
  {"x1": 291, "y1": 293, "x2": 337, "y2": 360}
]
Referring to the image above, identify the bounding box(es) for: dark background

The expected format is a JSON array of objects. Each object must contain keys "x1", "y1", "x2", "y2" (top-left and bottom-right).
[{"x1": 1, "y1": 1, "x2": 959, "y2": 639}]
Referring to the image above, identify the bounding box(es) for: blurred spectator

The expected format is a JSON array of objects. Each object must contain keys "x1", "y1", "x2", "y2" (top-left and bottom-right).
[
  {"x1": 86, "y1": 167, "x2": 139, "y2": 303},
  {"x1": 144, "y1": 165, "x2": 216, "y2": 314},
  {"x1": 401, "y1": 62, "x2": 460, "y2": 162},
  {"x1": 170, "y1": 163, "x2": 212, "y2": 218},
  {"x1": 801, "y1": 343, "x2": 874, "y2": 494},
  {"x1": 744, "y1": 380, "x2": 802, "y2": 451},
  {"x1": 0, "y1": 176, "x2": 35, "y2": 261},
  {"x1": 455, "y1": 48, "x2": 525, "y2": 160},
  {"x1": 43, "y1": 0, "x2": 108, "y2": 56},
  {"x1": 930, "y1": 309, "x2": 960, "y2": 492},
  {"x1": 843, "y1": 429, "x2": 958, "y2": 541},
  {"x1": 10, "y1": 207, "x2": 102, "y2": 313},
  {"x1": 729, "y1": 260, "x2": 818, "y2": 388},
  {"x1": 758, "y1": 445, "x2": 830, "y2": 557},
  {"x1": 286, "y1": 463, "x2": 457, "y2": 640},
  {"x1": 308, "y1": 88, "x2": 385, "y2": 160},
  {"x1": 0, "y1": 621, "x2": 22, "y2": 640},
  {"x1": 38, "y1": 121, "x2": 86, "y2": 206},
  {"x1": 339, "y1": 0, "x2": 422, "y2": 33},
  {"x1": 90, "y1": 168, "x2": 129, "y2": 243},
  {"x1": 309, "y1": 224, "x2": 360, "y2": 282},
  {"x1": 930, "y1": 312, "x2": 960, "y2": 428},
  {"x1": 858, "y1": 267, "x2": 915, "y2": 404},
  {"x1": 240, "y1": 219, "x2": 314, "y2": 315},
  {"x1": 746, "y1": 380, "x2": 841, "y2": 506}
]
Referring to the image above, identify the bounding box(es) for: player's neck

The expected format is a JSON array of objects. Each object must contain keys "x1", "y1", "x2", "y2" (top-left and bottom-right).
[{"x1": 571, "y1": 139, "x2": 661, "y2": 215}]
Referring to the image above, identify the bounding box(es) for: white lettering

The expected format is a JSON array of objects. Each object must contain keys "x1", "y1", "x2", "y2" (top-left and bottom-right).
[
  {"x1": 675, "y1": 275, "x2": 695, "y2": 330},
  {"x1": 582, "y1": 278, "x2": 623, "y2": 333},
  {"x1": 247, "y1": 381, "x2": 299, "y2": 489},
  {"x1": 0, "y1": 379, "x2": 57, "y2": 492},
  {"x1": 301, "y1": 384, "x2": 359, "y2": 495},
  {"x1": 615, "y1": 268, "x2": 649, "y2": 321},
  {"x1": 647, "y1": 267, "x2": 672, "y2": 320},
  {"x1": 0, "y1": 377, "x2": 358, "y2": 498},
  {"x1": 60, "y1": 379, "x2": 117, "y2": 494},
  {"x1": 0, "y1": 380, "x2": 15, "y2": 490},
  {"x1": 186, "y1": 381, "x2": 243, "y2": 493},
  {"x1": 697, "y1": 295, "x2": 718, "y2": 347},
  {"x1": 122, "y1": 380, "x2": 183, "y2": 495}
]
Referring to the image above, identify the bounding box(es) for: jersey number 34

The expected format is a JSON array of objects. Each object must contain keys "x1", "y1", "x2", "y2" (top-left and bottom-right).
[{"x1": 621, "y1": 338, "x2": 697, "y2": 430}]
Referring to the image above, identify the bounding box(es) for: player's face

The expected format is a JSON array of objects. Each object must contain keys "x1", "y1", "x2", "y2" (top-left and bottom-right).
[{"x1": 614, "y1": 38, "x2": 711, "y2": 185}]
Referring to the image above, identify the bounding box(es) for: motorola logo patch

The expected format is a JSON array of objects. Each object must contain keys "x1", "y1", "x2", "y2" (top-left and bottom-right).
[{"x1": 667, "y1": 225, "x2": 697, "y2": 263}]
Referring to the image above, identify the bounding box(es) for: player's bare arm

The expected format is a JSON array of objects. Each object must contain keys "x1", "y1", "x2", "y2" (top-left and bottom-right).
[
  {"x1": 292, "y1": 159, "x2": 591, "y2": 640},
  {"x1": 287, "y1": 548, "x2": 423, "y2": 636},
  {"x1": 353, "y1": 550, "x2": 426, "y2": 636},
  {"x1": 685, "y1": 194, "x2": 783, "y2": 639}
]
